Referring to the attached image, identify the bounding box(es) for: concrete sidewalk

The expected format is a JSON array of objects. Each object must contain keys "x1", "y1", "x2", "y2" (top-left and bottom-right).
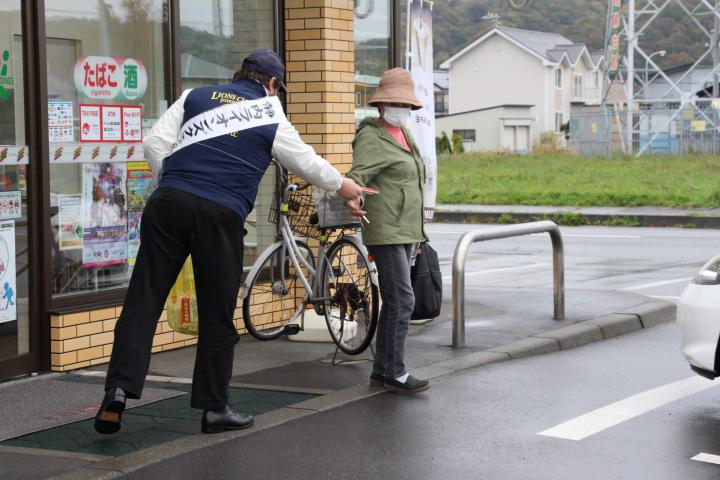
[
  {"x1": 0, "y1": 286, "x2": 676, "y2": 480},
  {"x1": 434, "y1": 204, "x2": 720, "y2": 228}
]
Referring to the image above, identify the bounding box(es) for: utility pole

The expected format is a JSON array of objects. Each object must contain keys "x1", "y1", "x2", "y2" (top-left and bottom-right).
[{"x1": 625, "y1": 0, "x2": 636, "y2": 154}]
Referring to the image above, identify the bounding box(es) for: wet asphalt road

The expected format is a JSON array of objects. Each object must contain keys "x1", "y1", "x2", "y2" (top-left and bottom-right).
[{"x1": 125, "y1": 322, "x2": 720, "y2": 480}]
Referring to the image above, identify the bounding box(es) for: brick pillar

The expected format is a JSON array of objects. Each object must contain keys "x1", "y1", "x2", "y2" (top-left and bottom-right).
[{"x1": 284, "y1": 0, "x2": 356, "y2": 173}]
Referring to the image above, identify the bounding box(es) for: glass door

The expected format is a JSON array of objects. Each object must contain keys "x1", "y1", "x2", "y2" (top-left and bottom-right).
[{"x1": 0, "y1": 0, "x2": 33, "y2": 378}]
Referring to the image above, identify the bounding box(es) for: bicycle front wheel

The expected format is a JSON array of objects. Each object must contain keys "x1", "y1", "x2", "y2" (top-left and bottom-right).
[
  {"x1": 243, "y1": 240, "x2": 314, "y2": 340},
  {"x1": 321, "y1": 237, "x2": 379, "y2": 355}
]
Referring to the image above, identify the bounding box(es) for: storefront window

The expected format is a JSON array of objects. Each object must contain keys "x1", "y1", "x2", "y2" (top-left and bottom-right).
[
  {"x1": 46, "y1": 0, "x2": 169, "y2": 298},
  {"x1": 0, "y1": 0, "x2": 29, "y2": 361},
  {"x1": 354, "y1": 0, "x2": 392, "y2": 124},
  {"x1": 180, "y1": 0, "x2": 277, "y2": 267}
]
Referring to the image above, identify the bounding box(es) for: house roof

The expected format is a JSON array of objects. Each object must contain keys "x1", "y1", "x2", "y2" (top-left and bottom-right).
[{"x1": 440, "y1": 26, "x2": 603, "y2": 70}]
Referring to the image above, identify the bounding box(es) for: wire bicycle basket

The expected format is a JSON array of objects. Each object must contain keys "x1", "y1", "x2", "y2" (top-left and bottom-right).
[{"x1": 268, "y1": 184, "x2": 360, "y2": 239}]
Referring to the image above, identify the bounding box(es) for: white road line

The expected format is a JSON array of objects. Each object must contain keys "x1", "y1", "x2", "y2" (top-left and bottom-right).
[
  {"x1": 441, "y1": 262, "x2": 547, "y2": 282},
  {"x1": 531, "y1": 233, "x2": 641, "y2": 239},
  {"x1": 692, "y1": 453, "x2": 720, "y2": 465},
  {"x1": 538, "y1": 376, "x2": 718, "y2": 441},
  {"x1": 620, "y1": 277, "x2": 691, "y2": 291}
]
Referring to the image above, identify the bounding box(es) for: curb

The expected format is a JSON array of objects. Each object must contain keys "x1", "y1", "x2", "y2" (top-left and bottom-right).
[
  {"x1": 433, "y1": 209, "x2": 720, "y2": 229},
  {"x1": 49, "y1": 300, "x2": 676, "y2": 479}
]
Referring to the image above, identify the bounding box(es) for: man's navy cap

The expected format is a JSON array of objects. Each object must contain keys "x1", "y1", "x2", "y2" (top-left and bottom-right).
[{"x1": 241, "y1": 49, "x2": 286, "y2": 91}]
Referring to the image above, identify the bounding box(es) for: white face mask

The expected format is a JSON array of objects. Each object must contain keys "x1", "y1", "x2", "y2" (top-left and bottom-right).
[{"x1": 383, "y1": 106, "x2": 411, "y2": 127}]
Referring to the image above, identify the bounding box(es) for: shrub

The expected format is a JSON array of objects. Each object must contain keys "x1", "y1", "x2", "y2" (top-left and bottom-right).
[
  {"x1": 436, "y1": 131, "x2": 452, "y2": 155},
  {"x1": 451, "y1": 133, "x2": 465, "y2": 153}
]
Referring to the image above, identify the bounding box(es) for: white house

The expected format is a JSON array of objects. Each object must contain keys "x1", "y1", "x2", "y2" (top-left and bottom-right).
[{"x1": 437, "y1": 26, "x2": 604, "y2": 152}]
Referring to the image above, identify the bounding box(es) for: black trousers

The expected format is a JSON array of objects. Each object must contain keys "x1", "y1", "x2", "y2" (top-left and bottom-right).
[{"x1": 105, "y1": 187, "x2": 245, "y2": 410}]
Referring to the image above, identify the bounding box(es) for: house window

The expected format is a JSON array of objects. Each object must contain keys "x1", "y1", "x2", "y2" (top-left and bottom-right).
[
  {"x1": 453, "y1": 129, "x2": 476, "y2": 142},
  {"x1": 593, "y1": 71, "x2": 600, "y2": 89},
  {"x1": 574, "y1": 74, "x2": 583, "y2": 98},
  {"x1": 555, "y1": 112, "x2": 564, "y2": 133},
  {"x1": 554, "y1": 68, "x2": 562, "y2": 89}
]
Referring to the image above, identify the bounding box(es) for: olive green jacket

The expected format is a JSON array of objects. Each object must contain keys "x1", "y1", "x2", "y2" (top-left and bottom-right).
[{"x1": 347, "y1": 118, "x2": 428, "y2": 246}]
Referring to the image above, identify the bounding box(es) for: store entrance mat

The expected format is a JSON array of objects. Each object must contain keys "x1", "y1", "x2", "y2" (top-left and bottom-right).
[{"x1": 1, "y1": 377, "x2": 315, "y2": 457}]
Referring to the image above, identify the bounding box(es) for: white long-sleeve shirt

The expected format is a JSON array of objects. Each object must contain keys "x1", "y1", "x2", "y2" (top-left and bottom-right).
[{"x1": 143, "y1": 89, "x2": 343, "y2": 191}]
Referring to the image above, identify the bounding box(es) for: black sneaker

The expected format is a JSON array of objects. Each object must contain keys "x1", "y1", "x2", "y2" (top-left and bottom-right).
[
  {"x1": 94, "y1": 387, "x2": 126, "y2": 434},
  {"x1": 383, "y1": 375, "x2": 431, "y2": 395},
  {"x1": 369, "y1": 372, "x2": 387, "y2": 387}
]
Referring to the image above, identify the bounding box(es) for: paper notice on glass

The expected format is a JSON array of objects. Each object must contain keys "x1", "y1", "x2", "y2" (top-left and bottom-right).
[
  {"x1": 122, "y1": 106, "x2": 143, "y2": 142},
  {"x1": 102, "y1": 106, "x2": 122, "y2": 142},
  {"x1": 0, "y1": 221, "x2": 17, "y2": 323},
  {"x1": 80, "y1": 105, "x2": 102, "y2": 141},
  {"x1": 0, "y1": 191, "x2": 21, "y2": 220},
  {"x1": 59, "y1": 194, "x2": 83, "y2": 251},
  {"x1": 48, "y1": 101, "x2": 74, "y2": 143}
]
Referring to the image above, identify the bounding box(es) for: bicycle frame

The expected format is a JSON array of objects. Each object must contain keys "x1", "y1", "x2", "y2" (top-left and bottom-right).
[{"x1": 240, "y1": 185, "x2": 379, "y2": 317}]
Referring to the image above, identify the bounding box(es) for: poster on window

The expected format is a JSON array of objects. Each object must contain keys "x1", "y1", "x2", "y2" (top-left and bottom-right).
[
  {"x1": 81, "y1": 162, "x2": 128, "y2": 267},
  {"x1": 58, "y1": 194, "x2": 83, "y2": 251},
  {"x1": 79, "y1": 105, "x2": 102, "y2": 141},
  {"x1": 0, "y1": 191, "x2": 21, "y2": 220},
  {"x1": 102, "y1": 106, "x2": 122, "y2": 142},
  {"x1": 122, "y1": 106, "x2": 142, "y2": 142},
  {"x1": 0, "y1": 221, "x2": 16, "y2": 324},
  {"x1": 48, "y1": 101, "x2": 74, "y2": 143},
  {"x1": 407, "y1": 0, "x2": 437, "y2": 222},
  {"x1": 126, "y1": 161, "x2": 154, "y2": 265}
]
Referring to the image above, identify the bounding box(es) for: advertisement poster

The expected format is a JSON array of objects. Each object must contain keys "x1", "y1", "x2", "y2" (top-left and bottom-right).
[
  {"x1": 607, "y1": 0, "x2": 622, "y2": 78},
  {"x1": 58, "y1": 194, "x2": 83, "y2": 251},
  {"x1": 81, "y1": 162, "x2": 128, "y2": 267},
  {"x1": 0, "y1": 221, "x2": 16, "y2": 324},
  {"x1": 126, "y1": 161, "x2": 154, "y2": 264},
  {"x1": 407, "y1": 0, "x2": 437, "y2": 221},
  {"x1": 102, "y1": 106, "x2": 122, "y2": 141},
  {"x1": 73, "y1": 56, "x2": 147, "y2": 101},
  {"x1": 122, "y1": 106, "x2": 143, "y2": 142},
  {"x1": 48, "y1": 101, "x2": 74, "y2": 143},
  {"x1": 0, "y1": 191, "x2": 21, "y2": 220},
  {"x1": 80, "y1": 105, "x2": 102, "y2": 141}
]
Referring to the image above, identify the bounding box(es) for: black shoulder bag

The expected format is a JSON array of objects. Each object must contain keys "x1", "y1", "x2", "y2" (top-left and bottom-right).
[{"x1": 410, "y1": 243, "x2": 443, "y2": 320}]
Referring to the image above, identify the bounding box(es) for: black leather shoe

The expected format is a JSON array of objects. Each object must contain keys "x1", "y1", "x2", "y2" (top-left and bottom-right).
[
  {"x1": 369, "y1": 372, "x2": 387, "y2": 387},
  {"x1": 201, "y1": 405, "x2": 254, "y2": 434},
  {"x1": 383, "y1": 375, "x2": 431, "y2": 395},
  {"x1": 94, "y1": 387, "x2": 126, "y2": 434}
]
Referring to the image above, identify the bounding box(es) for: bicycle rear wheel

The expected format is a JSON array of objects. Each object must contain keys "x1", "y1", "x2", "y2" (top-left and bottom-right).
[
  {"x1": 321, "y1": 237, "x2": 379, "y2": 355},
  {"x1": 243, "y1": 240, "x2": 314, "y2": 340}
]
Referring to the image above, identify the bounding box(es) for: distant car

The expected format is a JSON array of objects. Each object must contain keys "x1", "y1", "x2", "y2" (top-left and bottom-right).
[{"x1": 677, "y1": 255, "x2": 720, "y2": 379}]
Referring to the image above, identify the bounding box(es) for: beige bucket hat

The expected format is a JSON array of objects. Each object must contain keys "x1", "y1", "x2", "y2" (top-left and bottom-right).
[{"x1": 368, "y1": 68, "x2": 423, "y2": 110}]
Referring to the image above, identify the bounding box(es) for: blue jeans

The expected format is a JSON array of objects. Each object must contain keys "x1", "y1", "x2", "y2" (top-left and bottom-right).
[{"x1": 367, "y1": 244, "x2": 415, "y2": 379}]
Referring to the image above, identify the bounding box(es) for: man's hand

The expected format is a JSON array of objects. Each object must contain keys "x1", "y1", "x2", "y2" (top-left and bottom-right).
[
  {"x1": 345, "y1": 198, "x2": 367, "y2": 217},
  {"x1": 337, "y1": 177, "x2": 363, "y2": 201}
]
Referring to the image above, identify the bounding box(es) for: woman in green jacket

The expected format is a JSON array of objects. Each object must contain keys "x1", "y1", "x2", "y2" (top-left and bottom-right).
[{"x1": 346, "y1": 68, "x2": 430, "y2": 394}]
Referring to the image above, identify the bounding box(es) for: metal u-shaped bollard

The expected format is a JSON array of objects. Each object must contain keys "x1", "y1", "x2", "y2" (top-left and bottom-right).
[{"x1": 452, "y1": 221, "x2": 565, "y2": 348}]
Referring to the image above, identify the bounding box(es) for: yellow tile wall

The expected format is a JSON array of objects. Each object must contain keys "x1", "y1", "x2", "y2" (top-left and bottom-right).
[{"x1": 284, "y1": 0, "x2": 355, "y2": 174}]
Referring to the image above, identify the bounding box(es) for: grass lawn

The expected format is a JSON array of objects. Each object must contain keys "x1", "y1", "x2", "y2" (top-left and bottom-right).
[{"x1": 437, "y1": 153, "x2": 720, "y2": 208}]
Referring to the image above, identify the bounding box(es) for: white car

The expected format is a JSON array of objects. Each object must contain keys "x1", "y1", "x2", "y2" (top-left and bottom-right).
[{"x1": 677, "y1": 255, "x2": 720, "y2": 379}]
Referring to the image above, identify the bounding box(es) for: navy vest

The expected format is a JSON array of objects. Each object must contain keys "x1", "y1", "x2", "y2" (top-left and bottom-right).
[{"x1": 159, "y1": 78, "x2": 278, "y2": 219}]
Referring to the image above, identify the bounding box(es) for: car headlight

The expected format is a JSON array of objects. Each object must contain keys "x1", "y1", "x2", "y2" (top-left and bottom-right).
[{"x1": 692, "y1": 255, "x2": 720, "y2": 285}]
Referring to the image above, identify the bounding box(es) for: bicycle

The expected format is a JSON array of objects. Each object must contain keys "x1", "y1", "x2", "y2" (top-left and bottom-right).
[{"x1": 240, "y1": 180, "x2": 380, "y2": 356}]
